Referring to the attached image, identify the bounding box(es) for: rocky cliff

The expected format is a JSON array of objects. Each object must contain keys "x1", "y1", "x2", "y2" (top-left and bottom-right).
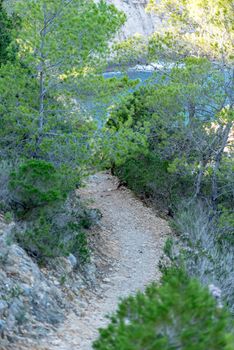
[{"x1": 107, "y1": 0, "x2": 160, "y2": 39}]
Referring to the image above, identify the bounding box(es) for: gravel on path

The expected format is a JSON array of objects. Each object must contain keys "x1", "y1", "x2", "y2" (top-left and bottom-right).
[{"x1": 36, "y1": 172, "x2": 171, "y2": 350}]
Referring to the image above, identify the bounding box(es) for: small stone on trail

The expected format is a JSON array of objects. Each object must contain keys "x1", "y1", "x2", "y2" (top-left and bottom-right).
[{"x1": 103, "y1": 278, "x2": 111, "y2": 283}]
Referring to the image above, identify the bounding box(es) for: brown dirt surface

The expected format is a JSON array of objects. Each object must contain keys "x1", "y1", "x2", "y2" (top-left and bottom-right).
[{"x1": 15, "y1": 172, "x2": 171, "y2": 350}]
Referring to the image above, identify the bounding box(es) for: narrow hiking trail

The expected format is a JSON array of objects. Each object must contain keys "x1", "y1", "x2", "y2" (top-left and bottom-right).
[{"x1": 38, "y1": 172, "x2": 171, "y2": 350}]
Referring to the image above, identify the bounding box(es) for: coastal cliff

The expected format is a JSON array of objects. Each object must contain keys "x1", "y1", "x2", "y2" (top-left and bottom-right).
[{"x1": 107, "y1": 0, "x2": 160, "y2": 39}]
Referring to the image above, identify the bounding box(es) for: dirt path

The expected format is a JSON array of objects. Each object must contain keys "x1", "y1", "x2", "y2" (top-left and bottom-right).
[{"x1": 38, "y1": 172, "x2": 170, "y2": 350}]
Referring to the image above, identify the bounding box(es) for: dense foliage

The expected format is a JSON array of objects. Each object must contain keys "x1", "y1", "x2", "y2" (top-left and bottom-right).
[
  {"x1": 0, "y1": 0, "x2": 126, "y2": 265},
  {"x1": 0, "y1": 0, "x2": 233, "y2": 344},
  {"x1": 105, "y1": 0, "x2": 234, "y2": 315},
  {"x1": 14, "y1": 200, "x2": 91, "y2": 265},
  {"x1": 0, "y1": 0, "x2": 19, "y2": 65},
  {"x1": 109, "y1": 57, "x2": 233, "y2": 207},
  {"x1": 9, "y1": 160, "x2": 66, "y2": 212},
  {"x1": 147, "y1": 0, "x2": 234, "y2": 62},
  {"x1": 94, "y1": 269, "x2": 234, "y2": 350},
  {"x1": 171, "y1": 201, "x2": 234, "y2": 314},
  {"x1": 108, "y1": 57, "x2": 234, "y2": 311}
]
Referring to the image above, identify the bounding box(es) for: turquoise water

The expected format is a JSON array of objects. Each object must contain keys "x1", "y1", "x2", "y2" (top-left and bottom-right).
[
  {"x1": 88, "y1": 69, "x2": 155, "y2": 125},
  {"x1": 103, "y1": 70, "x2": 153, "y2": 83},
  {"x1": 79, "y1": 69, "x2": 157, "y2": 125}
]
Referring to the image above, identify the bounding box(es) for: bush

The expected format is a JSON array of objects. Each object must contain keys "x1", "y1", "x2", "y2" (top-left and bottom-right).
[
  {"x1": 114, "y1": 152, "x2": 193, "y2": 209},
  {"x1": 9, "y1": 159, "x2": 66, "y2": 213},
  {"x1": 13, "y1": 194, "x2": 94, "y2": 265},
  {"x1": 115, "y1": 153, "x2": 170, "y2": 201},
  {"x1": 0, "y1": 160, "x2": 16, "y2": 211},
  {"x1": 14, "y1": 216, "x2": 65, "y2": 263},
  {"x1": 14, "y1": 214, "x2": 90, "y2": 265},
  {"x1": 106, "y1": 86, "x2": 153, "y2": 130},
  {"x1": 172, "y1": 200, "x2": 234, "y2": 314},
  {"x1": 93, "y1": 268, "x2": 234, "y2": 350},
  {"x1": 67, "y1": 224, "x2": 90, "y2": 264}
]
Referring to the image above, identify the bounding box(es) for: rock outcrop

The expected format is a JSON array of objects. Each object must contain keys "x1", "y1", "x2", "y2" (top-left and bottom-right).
[
  {"x1": 0, "y1": 219, "x2": 95, "y2": 349},
  {"x1": 107, "y1": 0, "x2": 160, "y2": 39}
]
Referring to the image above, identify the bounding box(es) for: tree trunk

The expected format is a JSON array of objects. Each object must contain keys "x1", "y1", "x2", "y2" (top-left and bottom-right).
[
  {"x1": 211, "y1": 122, "x2": 232, "y2": 210},
  {"x1": 194, "y1": 159, "x2": 206, "y2": 198},
  {"x1": 38, "y1": 2, "x2": 47, "y2": 133},
  {"x1": 39, "y1": 70, "x2": 45, "y2": 132}
]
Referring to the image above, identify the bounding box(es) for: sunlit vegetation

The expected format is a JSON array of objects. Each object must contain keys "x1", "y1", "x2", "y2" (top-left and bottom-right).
[
  {"x1": 94, "y1": 268, "x2": 234, "y2": 350},
  {"x1": 0, "y1": 0, "x2": 127, "y2": 264},
  {"x1": 0, "y1": 0, "x2": 233, "y2": 346},
  {"x1": 104, "y1": 0, "x2": 234, "y2": 318}
]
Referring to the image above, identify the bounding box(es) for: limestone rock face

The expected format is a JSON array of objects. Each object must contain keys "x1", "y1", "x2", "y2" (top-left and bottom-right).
[
  {"x1": 0, "y1": 221, "x2": 86, "y2": 345},
  {"x1": 0, "y1": 223, "x2": 65, "y2": 341},
  {"x1": 106, "y1": 0, "x2": 160, "y2": 39}
]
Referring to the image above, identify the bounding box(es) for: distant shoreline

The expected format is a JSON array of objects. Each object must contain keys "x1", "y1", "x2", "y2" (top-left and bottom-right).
[{"x1": 105, "y1": 60, "x2": 182, "y2": 74}]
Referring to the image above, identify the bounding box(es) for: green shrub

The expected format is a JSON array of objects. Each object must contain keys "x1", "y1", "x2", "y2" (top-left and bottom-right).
[
  {"x1": 13, "y1": 194, "x2": 94, "y2": 265},
  {"x1": 9, "y1": 159, "x2": 66, "y2": 213},
  {"x1": 0, "y1": 160, "x2": 15, "y2": 211},
  {"x1": 14, "y1": 216, "x2": 69, "y2": 264},
  {"x1": 68, "y1": 224, "x2": 90, "y2": 264},
  {"x1": 14, "y1": 214, "x2": 90, "y2": 265},
  {"x1": 218, "y1": 208, "x2": 234, "y2": 245},
  {"x1": 163, "y1": 237, "x2": 174, "y2": 258},
  {"x1": 115, "y1": 153, "x2": 193, "y2": 209},
  {"x1": 172, "y1": 200, "x2": 234, "y2": 314},
  {"x1": 0, "y1": 0, "x2": 19, "y2": 66},
  {"x1": 93, "y1": 268, "x2": 234, "y2": 350},
  {"x1": 107, "y1": 86, "x2": 153, "y2": 130},
  {"x1": 115, "y1": 153, "x2": 169, "y2": 197},
  {"x1": 4, "y1": 211, "x2": 13, "y2": 223}
]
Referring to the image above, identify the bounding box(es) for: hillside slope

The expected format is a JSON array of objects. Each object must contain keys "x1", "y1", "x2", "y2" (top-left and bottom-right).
[{"x1": 29, "y1": 172, "x2": 170, "y2": 350}]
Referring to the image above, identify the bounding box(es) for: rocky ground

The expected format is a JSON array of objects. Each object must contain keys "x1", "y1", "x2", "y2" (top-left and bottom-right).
[
  {"x1": 0, "y1": 172, "x2": 170, "y2": 350},
  {"x1": 0, "y1": 203, "x2": 99, "y2": 350},
  {"x1": 106, "y1": 0, "x2": 161, "y2": 40}
]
